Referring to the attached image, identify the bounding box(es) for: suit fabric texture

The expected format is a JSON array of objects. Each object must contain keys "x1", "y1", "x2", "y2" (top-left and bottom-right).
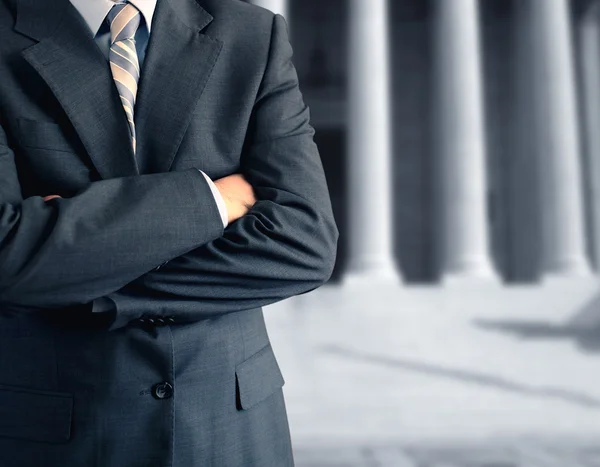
[{"x1": 0, "y1": 0, "x2": 339, "y2": 465}]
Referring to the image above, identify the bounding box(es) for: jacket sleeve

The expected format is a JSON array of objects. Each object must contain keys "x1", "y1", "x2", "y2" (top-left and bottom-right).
[
  {"x1": 104, "y1": 14, "x2": 339, "y2": 329},
  {"x1": 0, "y1": 122, "x2": 225, "y2": 309}
]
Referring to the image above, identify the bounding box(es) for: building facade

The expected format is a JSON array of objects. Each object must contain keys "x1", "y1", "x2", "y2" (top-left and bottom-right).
[{"x1": 247, "y1": 0, "x2": 600, "y2": 285}]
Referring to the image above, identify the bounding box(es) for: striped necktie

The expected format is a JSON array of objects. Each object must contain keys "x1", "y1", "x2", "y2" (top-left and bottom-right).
[{"x1": 107, "y1": 1, "x2": 142, "y2": 154}]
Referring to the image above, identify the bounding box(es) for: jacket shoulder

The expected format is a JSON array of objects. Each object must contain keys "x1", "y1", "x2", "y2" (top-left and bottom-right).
[
  {"x1": 201, "y1": 0, "x2": 276, "y2": 36},
  {"x1": 199, "y1": 0, "x2": 279, "y2": 66}
]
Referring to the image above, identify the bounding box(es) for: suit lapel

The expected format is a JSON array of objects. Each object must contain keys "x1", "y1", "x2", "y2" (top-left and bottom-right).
[
  {"x1": 16, "y1": 0, "x2": 139, "y2": 179},
  {"x1": 15, "y1": 0, "x2": 223, "y2": 178},
  {"x1": 134, "y1": 0, "x2": 223, "y2": 174}
]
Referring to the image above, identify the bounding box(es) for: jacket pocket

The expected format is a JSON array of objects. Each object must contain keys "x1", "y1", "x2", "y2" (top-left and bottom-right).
[
  {"x1": 235, "y1": 343, "x2": 285, "y2": 410},
  {"x1": 0, "y1": 383, "x2": 74, "y2": 443},
  {"x1": 15, "y1": 118, "x2": 79, "y2": 153}
]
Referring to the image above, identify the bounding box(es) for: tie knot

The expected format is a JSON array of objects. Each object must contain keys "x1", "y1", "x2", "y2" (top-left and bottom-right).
[{"x1": 107, "y1": 2, "x2": 141, "y2": 43}]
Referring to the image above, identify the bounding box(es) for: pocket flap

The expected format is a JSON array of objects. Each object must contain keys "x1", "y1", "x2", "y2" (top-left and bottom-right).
[
  {"x1": 235, "y1": 344, "x2": 285, "y2": 410},
  {"x1": 0, "y1": 384, "x2": 73, "y2": 444}
]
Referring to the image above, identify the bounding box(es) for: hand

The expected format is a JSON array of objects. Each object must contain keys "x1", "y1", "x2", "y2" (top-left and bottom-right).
[
  {"x1": 213, "y1": 173, "x2": 256, "y2": 224},
  {"x1": 43, "y1": 195, "x2": 61, "y2": 202}
]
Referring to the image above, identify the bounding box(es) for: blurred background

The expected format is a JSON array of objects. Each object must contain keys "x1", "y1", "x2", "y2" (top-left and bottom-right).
[{"x1": 247, "y1": 0, "x2": 600, "y2": 465}]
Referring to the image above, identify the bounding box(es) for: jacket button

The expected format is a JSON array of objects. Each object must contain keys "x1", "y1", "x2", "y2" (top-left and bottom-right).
[{"x1": 152, "y1": 382, "x2": 173, "y2": 400}]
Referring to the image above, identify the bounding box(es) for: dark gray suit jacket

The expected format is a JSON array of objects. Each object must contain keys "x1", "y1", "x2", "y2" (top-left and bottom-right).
[{"x1": 0, "y1": 0, "x2": 339, "y2": 465}]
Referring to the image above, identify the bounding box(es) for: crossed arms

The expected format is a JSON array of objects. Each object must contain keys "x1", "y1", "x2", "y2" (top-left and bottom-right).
[{"x1": 0, "y1": 14, "x2": 339, "y2": 329}]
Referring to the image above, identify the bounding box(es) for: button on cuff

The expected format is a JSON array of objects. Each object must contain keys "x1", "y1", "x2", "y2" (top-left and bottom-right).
[{"x1": 132, "y1": 315, "x2": 176, "y2": 327}]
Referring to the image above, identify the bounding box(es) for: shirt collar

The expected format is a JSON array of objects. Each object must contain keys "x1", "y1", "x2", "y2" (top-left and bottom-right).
[{"x1": 69, "y1": 0, "x2": 157, "y2": 37}]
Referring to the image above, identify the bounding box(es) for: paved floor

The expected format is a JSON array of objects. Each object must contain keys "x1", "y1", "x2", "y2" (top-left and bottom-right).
[
  {"x1": 262, "y1": 279, "x2": 600, "y2": 466},
  {"x1": 292, "y1": 441, "x2": 600, "y2": 466}
]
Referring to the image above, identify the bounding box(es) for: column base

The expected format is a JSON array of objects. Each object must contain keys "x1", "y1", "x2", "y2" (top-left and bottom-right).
[
  {"x1": 441, "y1": 257, "x2": 499, "y2": 284},
  {"x1": 342, "y1": 256, "x2": 402, "y2": 287},
  {"x1": 542, "y1": 256, "x2": 593, "y2": 278}
]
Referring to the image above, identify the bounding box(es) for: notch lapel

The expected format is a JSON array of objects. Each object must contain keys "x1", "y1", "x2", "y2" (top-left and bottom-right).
[
  {"x1": 16, "y1": 0, "x2": 139, "y2": 179},
  {"x1": 133, "y1": 0, "x2": 223, "y2": 174}
]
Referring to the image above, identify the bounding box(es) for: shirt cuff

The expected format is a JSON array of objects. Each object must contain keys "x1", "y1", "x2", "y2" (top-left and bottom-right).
[
  {"x1": 199, "y1": 170, "x2": 228, "y2": 228},
  {"x1": 92, "y1": 296, "x2": 116, "y2": 313}
]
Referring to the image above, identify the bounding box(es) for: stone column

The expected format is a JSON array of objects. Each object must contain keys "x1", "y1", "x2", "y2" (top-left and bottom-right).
[
  {"x1": 343, "y1": 0, "x2": 401, "y2": 284},
  {"x1": 522, "y1": 0, "x2": 592, "y2": 277},
  {"x1": 432, "y1": 0, "x2": 497, "y2": 280},
  {"x1": 577, "y1": 3, "x2": 600, "y2": 272},
  {"x1": 248, "y1": 0, "x2": 287, "y2": 18}
]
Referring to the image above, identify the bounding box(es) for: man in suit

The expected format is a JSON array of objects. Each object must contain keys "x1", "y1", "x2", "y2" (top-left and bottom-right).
[{"x1": 0, "y1": 0, "x2": 339, "y2": 465}]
